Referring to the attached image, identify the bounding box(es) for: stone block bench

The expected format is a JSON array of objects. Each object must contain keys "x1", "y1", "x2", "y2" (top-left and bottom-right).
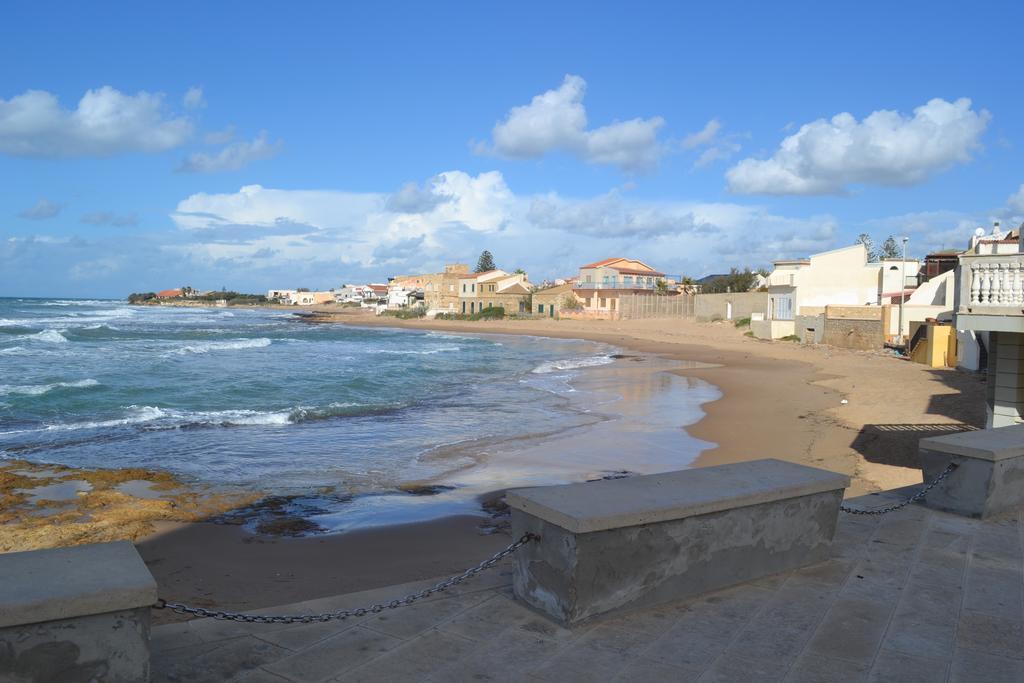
[
  {"x1": 0, "y1": 541, "x2": 157, "y2": 682},
  {"x1": 919, "y1": 423, "x2": 1024, "y2": 518},
  {"x1": 508, "y1": 458, "x2": 849, "y2": 626}
]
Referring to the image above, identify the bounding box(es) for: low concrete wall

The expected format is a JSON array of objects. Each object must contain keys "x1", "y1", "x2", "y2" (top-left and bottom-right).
[
  {"x1": 751, "y1": 319, "x2": 795, "y2": 340},
  {"x1": 0, "y1": 542, "x2": 157, "y2": 682},
  {"x1": 559, "y1": 308, "x2": 618, "y2": 321},
  {"x1": 508, "y1": 459, "x2": 849, "y2": 626},
  {"x1": 822, "y1": 316, "x2": 884, "y2": 350},
  {"x1": 919, "y1": 424, "x2": 1024, "y2": 518},
  {"x1": 795, "y1": 314, "x2": 824, "y2": 344},
  {"x1": 694, "y1": 292, "x2": 768, "y2": 322}
]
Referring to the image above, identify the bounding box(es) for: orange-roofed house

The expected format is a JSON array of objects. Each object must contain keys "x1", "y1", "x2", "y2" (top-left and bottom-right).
[
  {"x1": 156, "y1": 289, "x2": 183, "y2": 299},
  {"x1": 572, "y1": 258, "x2": 666, "y2": 318}
]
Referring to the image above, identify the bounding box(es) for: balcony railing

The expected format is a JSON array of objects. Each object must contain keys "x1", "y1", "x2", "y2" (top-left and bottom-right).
[
  {"x1": 575, "y1": 281, "x2": 659, "y2": 290},
  {"x1": 959, "y1": 253, "x2": 1024, "y2": 313}
]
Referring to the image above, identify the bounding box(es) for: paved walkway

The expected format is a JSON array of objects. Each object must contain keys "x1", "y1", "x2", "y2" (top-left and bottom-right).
[{"x1": 151, "y1": 490, "x2": 1024, "y2": 682}]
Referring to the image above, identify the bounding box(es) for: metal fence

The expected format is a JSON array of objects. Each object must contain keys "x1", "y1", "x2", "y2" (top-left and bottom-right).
[{"x1": 619, "y1": 294, "x2": 695, "y2": 320}]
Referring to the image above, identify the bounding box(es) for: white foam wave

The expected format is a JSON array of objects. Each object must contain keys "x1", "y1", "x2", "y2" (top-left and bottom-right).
[
  {"x1": 30, "y1": 329, "x2": 68, "y2": 343},
  {"x1": 531, "y1": 355, "x2": 615, "y2": 374},
  {"x1": 0, "y1": 379, "x2": 100, "y2": 397},
  {"x1": 0, "y1": 346, "x2": 28, "y2": 355},
  {"x1": 9, "y1": 405, "x2": 292, "y2": 435},
  {"x1": 172, "y1": 338, "x2": 272, "y2": 355},
  {"x1": 372, "y1": 345, "x2": 460, "y2": 356}
]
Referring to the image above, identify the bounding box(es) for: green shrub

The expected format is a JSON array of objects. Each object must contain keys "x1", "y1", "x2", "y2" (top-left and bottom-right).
[
  {"x1": 734, "y1": 317, "x2": 751, "y2": 328},
  {"x1": 383, "y1": 307, "x2": 427, "y2": 319},
  {"x1": 780, "y1": 334, "x2": 802, "y2": 342},
  {"x1": 468, "y1": 306, "x2": 505, "y2": 321},
  {"x1": 744, "y1": 330, "x2": 755, "y2": 337}
]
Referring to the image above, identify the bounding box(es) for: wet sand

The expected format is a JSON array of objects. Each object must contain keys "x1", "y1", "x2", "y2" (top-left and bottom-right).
[{"x1": 4, "y1": 307, "x2": 986, "y2": 620}]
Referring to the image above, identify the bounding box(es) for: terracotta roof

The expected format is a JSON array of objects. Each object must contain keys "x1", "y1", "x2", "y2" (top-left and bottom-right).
[
  {"x1": 581, "y1": 257, "x2": 626, "y2": 269},
  {"x1": 156, "y1": 289, "x2": 182, "y2": 298}
]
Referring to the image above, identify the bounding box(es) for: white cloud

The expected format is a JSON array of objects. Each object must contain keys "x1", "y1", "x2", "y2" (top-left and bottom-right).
[
  {"x1": 0, "y1": 86, "x2": 193, "y2": 158},
  {"x1": 18, "y1": 198, "x2": 62, "y2": 220},
  {"x1": 168, "y1": 171, "x2": 838, "y2": 281},
  {"x1": 682, "y1": 120, "x2": 721, "y2": 149},
  {"x1": 1008, "y1": 184, "x2": 1024, "y2": 214},
  {"x1": 727, "y1": 98, "x2": 991, "y2": 195},
  {"x1": 177, "y1": 131, "x2": 281, "y2": 173},
  {"x1": 80, "y1": 211, "x2": 138, "y2": 227},
  {"x1": 482, "y1": 75, "x2": 665, "y2": 171},
  {"x1": 183, "y1": 87, "x2": 206, "y2": 109},
  {"x1": 204, "y1": 125, "x2": 235, "y2": 145},
  {"x1": 681, "y1": 118, "x2": 744, "y2": 168}
]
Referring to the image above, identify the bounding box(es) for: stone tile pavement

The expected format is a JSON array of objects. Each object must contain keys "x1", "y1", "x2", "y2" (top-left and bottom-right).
[{"x1": 151, "y1": 490, "x2": 1024, "y2": 682}]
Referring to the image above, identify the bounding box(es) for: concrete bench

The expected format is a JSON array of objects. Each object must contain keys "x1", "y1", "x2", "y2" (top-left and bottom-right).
[
  {"x1": 0, "y1": 541, "x2": 157, "y2": 682},
  {"x1": 508, "y1": 458, "x2": 849, "y2": 626},
  {"x1": 920, "y1": 423, "x2": 1024, "y2": 518}
]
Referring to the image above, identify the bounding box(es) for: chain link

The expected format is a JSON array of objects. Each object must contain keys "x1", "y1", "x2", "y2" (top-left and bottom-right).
[
  {"x1": 153, "y1": 532, "x2": 537, "y2": 624},
  {"x1": 840, "y1": 462, "x2": 958, "y2": 516}
]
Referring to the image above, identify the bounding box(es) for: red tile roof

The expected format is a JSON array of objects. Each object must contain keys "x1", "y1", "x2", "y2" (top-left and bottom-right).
[
  {"x1": 613, "y1": 268, "x2": 664, "y2": 276},
  {"x1": 581, "y1": 257, "x2": 626, "y2": 269},
  {"x1": 156, "y1": 289, "x2": 182, "y2": 298}
]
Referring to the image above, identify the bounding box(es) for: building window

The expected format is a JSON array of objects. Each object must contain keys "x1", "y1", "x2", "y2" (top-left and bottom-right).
[
  {"x1": 462, "y1": 301, "x2": 466, "y2": 313},
  {"x1": 600, "y1": 297, "x2": 606, "y2": 308},
  {"x1": 462, "y1": 284, "x2": 466, "y2": 293},
  {"x1": 470, "y1": 302, "x2": 475, "y2": 314},
  {"x1": 471, "y1": 284, "x2": 476, "y2": 293},
  {"x1": 610, "y1": 299, "x2": 616, "y2": 310},
  {"x1": 538, "y1": 304, "x2": 544, "y2": 313}
]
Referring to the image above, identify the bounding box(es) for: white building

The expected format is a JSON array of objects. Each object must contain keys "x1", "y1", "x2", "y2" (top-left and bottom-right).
[{"x1": 753, "y1": 244, "x2": 919, "y2": 340}]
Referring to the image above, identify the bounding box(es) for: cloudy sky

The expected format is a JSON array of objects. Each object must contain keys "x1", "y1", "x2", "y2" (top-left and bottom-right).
[{"x1": 2, "y1": 2, "x2": 1022, "y2": 297}]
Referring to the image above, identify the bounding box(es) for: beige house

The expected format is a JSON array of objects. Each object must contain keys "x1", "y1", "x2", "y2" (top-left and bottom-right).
[
  {"x1": 392, "y1": 264, "x2": 470, "y2": 316},
  {"x1": 572, "y1": 257, "x2": 665, "y2": 319},
  {"x1": 457, "y1": 270, "x2": 532, "y2": 315},
  {"x1": 532, "y1": 283, "x2": 578, "y2": 318}
]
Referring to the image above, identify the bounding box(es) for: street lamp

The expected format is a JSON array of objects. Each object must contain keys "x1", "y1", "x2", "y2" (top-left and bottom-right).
[{"x1": 897, "y1": 236, "x2": 909, "y2": 347}]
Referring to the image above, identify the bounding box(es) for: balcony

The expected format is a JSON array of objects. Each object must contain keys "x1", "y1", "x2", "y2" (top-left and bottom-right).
[
  {"x1": 575, "y1": 280, "x2": 660, "y2": 291},
  {"x1": 956, "y1": 253, "x2": 1024, "y2": 333}
]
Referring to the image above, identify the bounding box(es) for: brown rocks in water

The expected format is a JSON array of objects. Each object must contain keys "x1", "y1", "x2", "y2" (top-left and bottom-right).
[{"x1": 397, "y1": 483, "x2": 456, "y2": 496}]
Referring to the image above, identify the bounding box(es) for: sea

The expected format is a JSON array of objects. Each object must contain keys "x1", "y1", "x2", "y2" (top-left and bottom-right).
[{"x1": 0, "y1": 298, "x2": 719, "y2": 532}]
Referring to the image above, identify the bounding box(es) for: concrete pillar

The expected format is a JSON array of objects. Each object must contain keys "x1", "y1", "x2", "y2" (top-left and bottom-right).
[{"x1": 987, "y1": 331, "x2": 1024, "y2": 428}]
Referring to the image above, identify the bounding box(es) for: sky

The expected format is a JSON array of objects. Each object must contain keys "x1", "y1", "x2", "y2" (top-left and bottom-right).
[{"x1": 2, "y1": 1, "x2": 1023, "y2": 298}]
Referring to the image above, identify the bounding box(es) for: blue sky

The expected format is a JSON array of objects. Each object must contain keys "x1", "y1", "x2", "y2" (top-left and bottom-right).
[{"x1": 2, "y1": 1, "x2": 1023, "y2": 297}]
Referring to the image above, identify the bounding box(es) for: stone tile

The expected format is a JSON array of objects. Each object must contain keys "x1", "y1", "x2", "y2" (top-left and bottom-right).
[
  {"x1": 263, "y1": 626, "x2": 402, "y2": 682},
  {"x1": 568, "y1": 623, "x2": 656, "y2": 654},
  {"x1": 921, "y1": 528, "x2": 972, "y2": 555},
  {"x1": 929, "y1": 516, "x2": 982, "y2": 536},
  {"x1": 723, "y1": 624, "x2": 811, "y2": 665},
  {"x1": 973, "y1": 531, "x2": 1023, "y2": 563},
  {"x1": 228, "y1": 670, "x2": 292, "y2": 683},
  {"x1": 612, "y1": 660, "x2": 703, "y2": 682},
  {"x1": 955, "y1": 609, "x2": 1024, "y2": 660},
  {"x1": 436, "y1": 593, "x2": 534, "y2": 642},
  {"x1": 840, "y1": 555, "x2": 911, "y2": 604},
  {"x1": 360, "y1": 591, "x2": 489, "y2": 640},
  {"x1": 253, "y1": 619, "x2": 363, "y2": 652},
  {"x1": 151, "y1": 635, "x2": 291, "y2": 683},
  {"x1": 791, "y1": 558, "x2": 857, "y2": 588},
  {"x1": 962, "y1": 563, "x2": 1024, "y2": 620},
  {"x1": 870, "y1": 518, "x2": 927, "y2": 548},
  {"x1": 150, "y1": 621, "x2": 206, "y2": 653},
  {"x1": 427, "y1": 625, "x2": 567, "y2": 683},
  {"x1": 340, "y1": 629, "x2": 477, "y2": 682},
  {"x1": 758, "y1": 582, "x2": 839, "y2": 632},
  {"x1": 908, "y1": 558, "x2": 966, "y2": 592},
  {"x1": 804, "y1": 597, "x2": 893, "y2": 665},
  {"x1": 785, "y1": 653, "x2": 869, "y2": 682},
  {"x1": 527, "y1": 642, "x2": 632, "y2": 683},
  {"x1": 868, "y1": 649, "x2": 949, "y2": 683},
  {"x1": 882, "y1": 605, "x2": 957, "y2": 660},
  {"x1": 950, "y1": 647, "x2": 1024, "y2": 682},
  {"x1": 699, "y1": 654, "x2": 790, "y2": 682}
]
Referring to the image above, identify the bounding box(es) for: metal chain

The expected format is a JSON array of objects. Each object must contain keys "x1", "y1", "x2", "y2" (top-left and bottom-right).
[
  {"x1": 153, "y1": 532, "x2": 537, "y2": 624},
  {"x1": 840, "y1": 462, "x2": 958, "y2": 515}
]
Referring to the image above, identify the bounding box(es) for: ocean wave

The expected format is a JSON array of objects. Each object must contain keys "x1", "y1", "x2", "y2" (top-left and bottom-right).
[
  {"x1": 0, "y1": 379, "x2": 100, "y2": 397},
  {"x1": 30, "y1": 329, "x2": 69, "y2": 343},
  {"x1": 4, "y1": 401, "x2": 398, "y2": 436},
  {"x1": 531, "y1": 355, "x2": 615, "y2": 374},
  {"x1": 0, "y1": 346, "x2": 27, "y2": 355},
  {"x1": 171, "y1": 338, "x2": 272, "y2": 355},
  {"x1": 372, "y1": 345, "x2": 460, "y2": 356}
]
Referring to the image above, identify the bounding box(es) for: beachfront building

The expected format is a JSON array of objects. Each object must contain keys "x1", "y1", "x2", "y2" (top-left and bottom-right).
[
  {"x1": 457, "y1": 269, "x2": 532, "y2": 315},
  {"x1": 156, "y1": 288, "x2": 183, "y2": 299},
  {"x1": 571, "y1": 257, "x2": 665, "y2": 319},
  {"x1": 532, "y1": 283, "x2": 578, "y2": 318},
  {"x1": 752, "y1": 244, "x2": 918, "y2": 340},
  {"x1": 389, "y1": 264, "x2": 470, "y2": 316},
  {"x1": 955, "y1": 223, "x2": 1024, "y2": 426}
]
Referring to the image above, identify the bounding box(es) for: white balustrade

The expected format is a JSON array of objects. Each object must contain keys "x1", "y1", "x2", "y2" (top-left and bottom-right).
[{"x1": 968, "y1": 259, "x2": 1024, "y2": 307}]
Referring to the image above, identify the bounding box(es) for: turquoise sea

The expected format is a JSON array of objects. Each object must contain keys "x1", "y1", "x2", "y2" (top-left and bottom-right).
[{"x1": 0, "y1": 298, "x2": 718, "y2": 531}]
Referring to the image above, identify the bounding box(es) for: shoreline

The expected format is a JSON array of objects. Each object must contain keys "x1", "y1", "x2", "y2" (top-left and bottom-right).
[{"x1": 5, "y1": 304, "x2": 986, "y2": 620}]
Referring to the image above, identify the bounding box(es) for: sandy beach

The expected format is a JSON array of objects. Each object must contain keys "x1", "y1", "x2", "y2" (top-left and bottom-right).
[{"x1": 2, "y1": 307, "x2": 986, "y2": 622}]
